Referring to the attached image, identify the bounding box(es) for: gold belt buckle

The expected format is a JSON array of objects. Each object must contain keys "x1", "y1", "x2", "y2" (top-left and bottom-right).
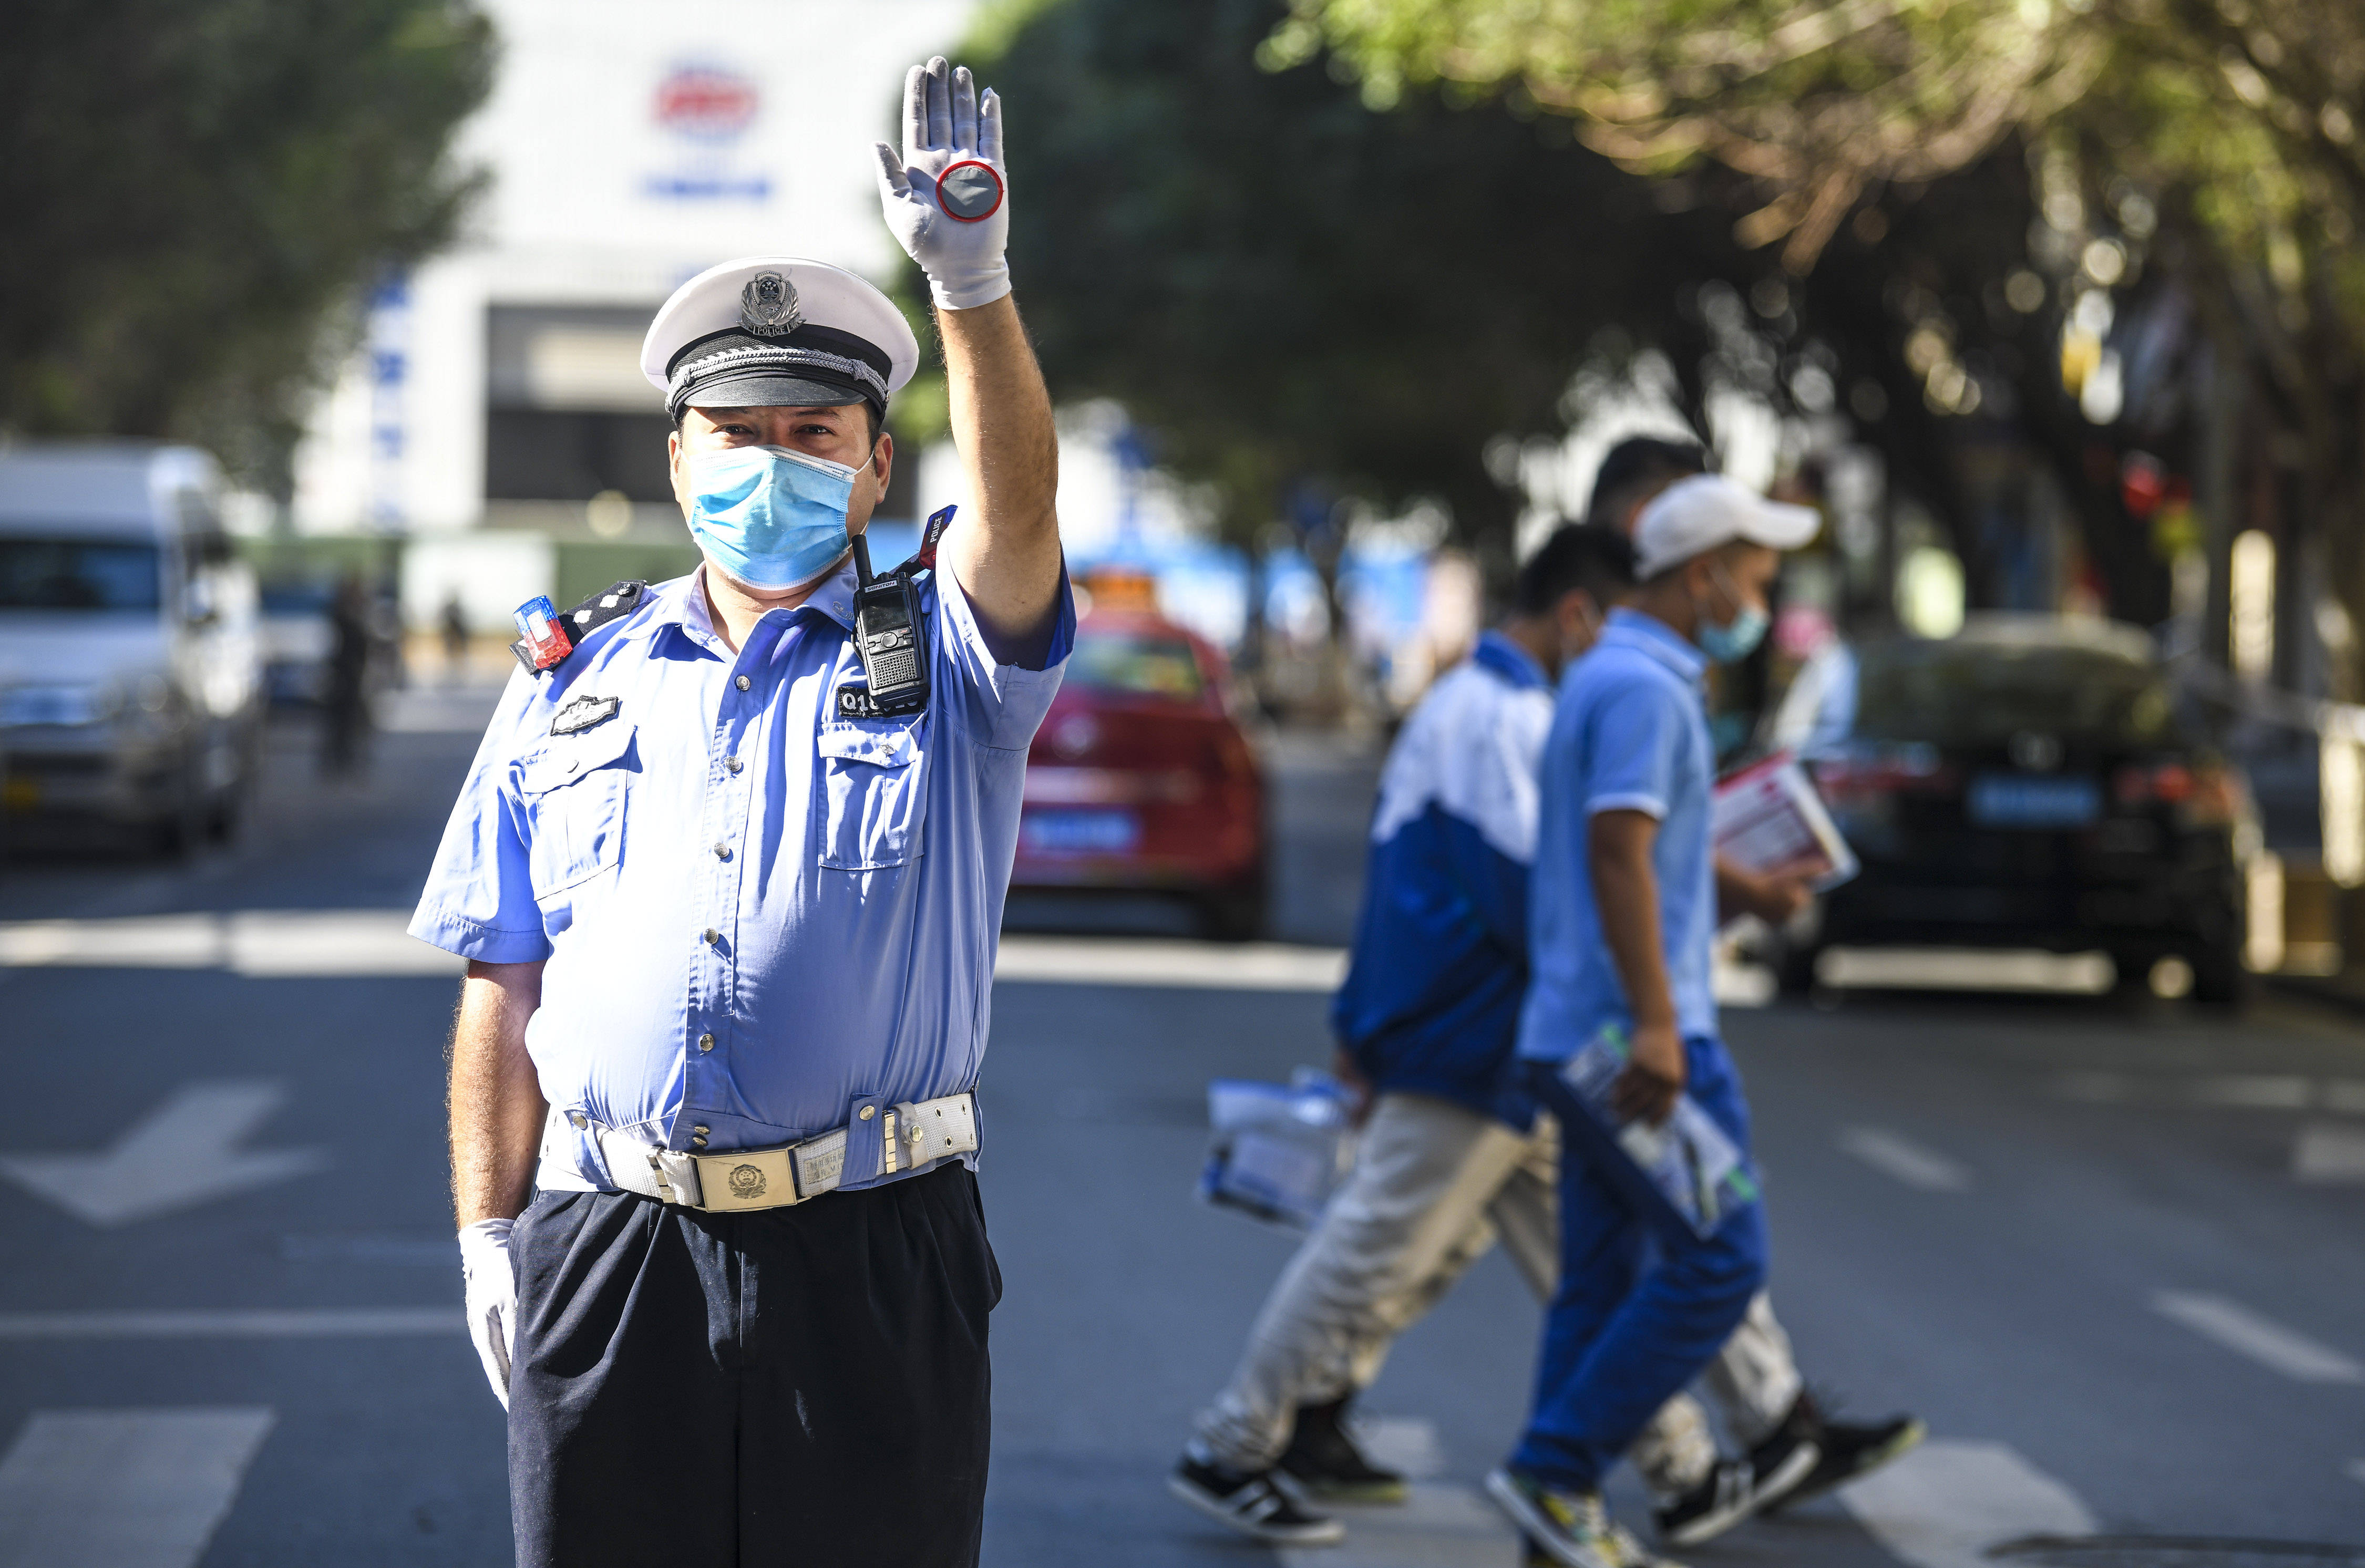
[{"x1": 690, "y1": 1145, "x2": 800, "y2": 1211}]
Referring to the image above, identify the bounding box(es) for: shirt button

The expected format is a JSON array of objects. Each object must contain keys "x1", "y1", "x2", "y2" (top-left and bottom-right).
[
  {"x1": 691, "y1": 1135, "x2": 708, "y2": 1149},
  {"x1": 702, "y1": 927, "x2": 719, "y2": 945},
  {"x1": 693, "y1": 1125, "x2": 709, "y2": 1136},
  {"x1": 568, "y1": 1111, "x2": 588, "y2": 1129},
  {"x1": 726, "y1": 755, "x2": 743, "y2": 773},
  {"x1": 714, "y1": 843, "x2": 732, "y2": 861},
  {"x1": 859, "y1": 1105, "x2": 876, "y2": 1121},
  {"x1": 735, "y1": 674, "x2": 752, "y2": 692},
  {"x1": 697, "y1": 1033, "x2": 715, "y2": 1053}
]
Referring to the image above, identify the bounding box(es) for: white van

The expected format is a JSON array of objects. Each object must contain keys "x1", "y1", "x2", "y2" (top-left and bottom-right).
[{"x1": 0, "y1": 442, "x2": 263, "y2": 852}]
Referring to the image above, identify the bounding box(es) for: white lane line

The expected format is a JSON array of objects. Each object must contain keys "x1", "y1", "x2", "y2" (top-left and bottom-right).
[
  {"x1": 0, "y1": 1307, "x2": 463, "y2": 1338},
  {"x1": 2151, "y1": 1291, "x2": 2364, "y2": 1384},
  {"x1": 1837, "y1": 1127, "x2": 1973, "y2": 1192},
  {"x1": 0, "y1": 911, "x2": 460, "y2": 977},
  {"x1": 993, "y1": 935, "x2": 1346, "y2": 992},
  {"x1": 2294, "y1": 1122, "x2": 2365, "y2": 1183},
  {"x1": 1840, "y1": 1439, "x2": 2095, "y2": 1568},
  {"x1": 2189, "y1": 1075, "x2": 2312, "y2": 1109},
  {"x1": 0, "y1": 1408, "x2": 274, "y2": 1568},
  {"x1": 0, "y1": 1081, "x2": 327, "y2": 1227},
  {"x1": 1277, "y1": 1482, "x2": 1517, "y2": 1568}
]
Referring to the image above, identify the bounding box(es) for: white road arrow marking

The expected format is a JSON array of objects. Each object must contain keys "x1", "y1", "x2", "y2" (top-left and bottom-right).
[
  {"x1": 0, "y1": 1081, "x2": 327, "y2": 1227},
  {"x1": 0, "y1": 1408, "x2": 274, "y2": 1568}
]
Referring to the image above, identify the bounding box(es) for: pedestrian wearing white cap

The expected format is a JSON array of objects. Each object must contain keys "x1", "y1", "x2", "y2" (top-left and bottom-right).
[
  {"x1": 1486, "y1": 474, "x2": 1822, "y2": 1567},
  {"x1": 423, "y1": 56, "x2": 1068, "y2": 1568}
]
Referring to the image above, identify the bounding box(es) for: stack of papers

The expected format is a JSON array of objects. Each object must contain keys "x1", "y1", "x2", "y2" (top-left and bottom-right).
[
  {"x1": 1200, "y1": 1072, "x2": 1356, "y2": 1229},
  {"x1": 1557, "y1": 1023, "x2": 1760, "y2": 1240},
  {"x1": 1712, "y1": 752, "x2": 1858, "y2": 891}
]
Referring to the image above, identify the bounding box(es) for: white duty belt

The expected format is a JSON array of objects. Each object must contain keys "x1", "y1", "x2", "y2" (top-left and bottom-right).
[{"x1": 564, "y1": 1093, "x2": 980, "y2": 1213}]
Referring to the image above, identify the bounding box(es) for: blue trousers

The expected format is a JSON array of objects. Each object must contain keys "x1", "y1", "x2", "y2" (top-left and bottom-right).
[{"x1": 1510, "y1": 1039, "x2": 1769, "y2": 1492}]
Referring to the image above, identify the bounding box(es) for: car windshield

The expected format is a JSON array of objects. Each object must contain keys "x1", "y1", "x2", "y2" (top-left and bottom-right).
[
  {"x1": 0, "y1": 538, "x2": 162, "y2": 611},
  {"x1": 1854, "y1": 640, "x2": 2176, "y2": 746},
  {"x1": 1070, "y1": 630, "x2": 1205, "y2": 700}
]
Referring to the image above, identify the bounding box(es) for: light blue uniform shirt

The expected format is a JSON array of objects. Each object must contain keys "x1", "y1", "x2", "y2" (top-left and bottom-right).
[
  {"x1": 1517, "y1": 607, "x2": 1719, "y2": 1061},
  {"x1": 410, "y1": 555, "x2": 1074, "y2": 1194}
]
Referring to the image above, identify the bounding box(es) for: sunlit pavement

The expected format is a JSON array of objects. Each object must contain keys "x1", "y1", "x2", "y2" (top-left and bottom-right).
[{"x1": 0, "y1": 697, "x2": 2360, "y2": 1565}]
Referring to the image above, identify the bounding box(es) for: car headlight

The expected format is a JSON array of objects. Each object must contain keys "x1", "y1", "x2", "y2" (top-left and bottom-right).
[{"x1": 0, "y1": 682, "x2": 124, "y2": 728}]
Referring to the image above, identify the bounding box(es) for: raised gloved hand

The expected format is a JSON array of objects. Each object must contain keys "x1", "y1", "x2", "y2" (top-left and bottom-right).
[
  {"x1": 459, "y1": 1217, "x2": 516, "y2": 1410},
  {"x1": 873, "y1": 56, "x2": 1011, "y2": 311}
]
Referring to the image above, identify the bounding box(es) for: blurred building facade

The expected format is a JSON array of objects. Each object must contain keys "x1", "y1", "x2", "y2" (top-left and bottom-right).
[{"x1": 285, "y1": 0, "x2": 974, "y2": 634}]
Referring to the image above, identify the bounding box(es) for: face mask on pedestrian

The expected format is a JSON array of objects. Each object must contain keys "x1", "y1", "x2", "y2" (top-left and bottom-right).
[
  {"x1": 1694, "y1": 558, "x2": 1768, "y2": 663},
  {"x1": 684, "y1": 443, "x2": 863, "y2": 590}
]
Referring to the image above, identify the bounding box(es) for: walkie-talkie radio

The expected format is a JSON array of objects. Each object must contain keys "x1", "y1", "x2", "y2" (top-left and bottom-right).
[{"x1": 839, "y1": 505, "x2": 958, "y2": 719}]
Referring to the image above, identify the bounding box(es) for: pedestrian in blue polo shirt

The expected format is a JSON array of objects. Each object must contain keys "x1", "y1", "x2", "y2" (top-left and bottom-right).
[{"x1": 1488, "y1": 475, "x2": 1819, "y2": 1568}]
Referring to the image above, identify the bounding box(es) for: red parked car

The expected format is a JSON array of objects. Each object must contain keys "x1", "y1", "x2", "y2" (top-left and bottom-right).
[{"x1": 1017, "y1": 607, "x2": 1267, "y2": 937}]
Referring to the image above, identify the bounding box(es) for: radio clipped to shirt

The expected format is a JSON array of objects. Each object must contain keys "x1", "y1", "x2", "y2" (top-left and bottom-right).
[{"x1": 838, "y1": 504, "x2": 956, "y2": 720}]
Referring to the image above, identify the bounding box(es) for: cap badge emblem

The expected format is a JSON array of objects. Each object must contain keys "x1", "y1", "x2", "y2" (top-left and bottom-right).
[
  {"x1": 727, "y1": 1164, "x2": 767, "y2": 1199},
  {"x1": 739, "y1": 272, "x2": 803, "y2": 337}
]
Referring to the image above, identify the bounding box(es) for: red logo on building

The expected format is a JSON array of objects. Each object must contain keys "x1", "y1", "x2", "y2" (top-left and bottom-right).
[{"x1": 654, "y1": 67, "x2": 758, "y2": 141}]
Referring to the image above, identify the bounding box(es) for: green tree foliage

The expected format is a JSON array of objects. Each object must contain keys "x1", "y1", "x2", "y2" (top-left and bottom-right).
[
  {"x1": 962, "y1": 0, "x2": 1754, "y2": 585},
  {"x1": 1283, "y1": 0, "x2": 2365, "y2": 649},
  {"x1": 1, "y1": 0, "x2": 496, "y2": 489}
]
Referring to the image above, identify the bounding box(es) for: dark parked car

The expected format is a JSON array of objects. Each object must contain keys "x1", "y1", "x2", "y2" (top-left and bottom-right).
[
  {"x1": 1014, "y1": 607, "x2": 1267, "y2": 938},
  {"x1": 1766, "y1": 615, "x2": 2253, "y2": 1004}
]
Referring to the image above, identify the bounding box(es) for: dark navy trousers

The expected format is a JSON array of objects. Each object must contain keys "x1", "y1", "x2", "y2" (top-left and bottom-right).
[
  {"x1": 506, "y1": 1163, "x2": 1000, "y2": 1567},
  {"x1": 1511, "y1": 1039, "x2": 1770, "y2": 1492}
]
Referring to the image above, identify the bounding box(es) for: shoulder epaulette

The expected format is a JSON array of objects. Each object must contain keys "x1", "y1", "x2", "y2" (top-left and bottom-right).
[{"x1": 511, "y1": 580, "x2": 650, "y2": 675}]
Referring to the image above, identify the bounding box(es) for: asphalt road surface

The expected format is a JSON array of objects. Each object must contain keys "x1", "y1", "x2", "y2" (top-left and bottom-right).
[{"x1": 1, "y1": 688, "x2": 2360, "y2": 1567}]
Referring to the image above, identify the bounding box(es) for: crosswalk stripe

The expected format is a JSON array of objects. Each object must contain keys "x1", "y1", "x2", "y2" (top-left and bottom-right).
[
  {"x1": 1276, "y1": 1482, "x2": 1517, "y2": 1568},
  {"x1": 1840, "y1": 1439, "x2": 2095, "y2": 1568},
  {"x1": 2151, "y1": 1291, "x2": 2364, "y2": 1384},
  {"x1": 0, "y1": 1408, "x2": 274, "y2": 1568}
]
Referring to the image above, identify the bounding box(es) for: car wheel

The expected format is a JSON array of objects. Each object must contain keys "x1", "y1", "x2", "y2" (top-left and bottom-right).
[
  {"x1": 1774, "y1": 940, "x2": 1822, "y2": 998},
  {"x1": 205, "y1": 785, "x2": 242, "y2": 844},
  {"x1": 149, "y1": 760, "x2": 206, "y2": 860},
  {"x1": 1197, "y1": 875, "x2": 1268, "y2": 943},
  {"x1": 2189, "y1": 943, "x2": 2249, "y2": 1010}
]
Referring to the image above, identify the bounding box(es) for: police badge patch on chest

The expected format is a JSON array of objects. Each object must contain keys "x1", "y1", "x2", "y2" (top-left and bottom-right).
[{"x1": 550, "y1": 694, "x2": 621, "y2": 735}]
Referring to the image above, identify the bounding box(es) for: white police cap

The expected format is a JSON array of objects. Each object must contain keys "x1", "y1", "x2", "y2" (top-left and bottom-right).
[{"x1": 640, "y1": 257, "x2": 921, "y2": 421}]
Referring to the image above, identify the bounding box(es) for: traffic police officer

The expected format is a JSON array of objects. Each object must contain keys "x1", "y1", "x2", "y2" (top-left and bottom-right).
[{"x1": 412, "y1": 58, "x2": 1069, "y2": 1568}]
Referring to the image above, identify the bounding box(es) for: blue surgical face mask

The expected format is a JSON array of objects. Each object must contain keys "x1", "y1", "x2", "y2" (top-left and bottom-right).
[
  {"x1": 1695, "y1": 561, "x2": 1768, "y2": 663},
  {"x1": 684, "y1": 444, "x2": 861, "y2": 590}
]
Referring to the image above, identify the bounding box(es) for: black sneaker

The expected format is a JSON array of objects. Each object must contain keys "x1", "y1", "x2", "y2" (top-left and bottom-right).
[
  {"x1": 1773, "y1": 1401, "x2": 1926, "y2": 1509},
  {"x1": 1277, "y1": 1397, "x2": 1410, "y2": 1502},
  {"x1": 1169, "y1": 1454, "x2": 1346, "y2": 1545},
  {"x1": 1652, "y1": 1435, "x2": 1819, "y2": 1548}
]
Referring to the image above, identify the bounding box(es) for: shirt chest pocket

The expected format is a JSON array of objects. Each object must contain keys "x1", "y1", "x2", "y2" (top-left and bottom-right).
[
  {"x1": 815, "y1": 715, "x2": 929, "y2": 870},
  {"x1": 518, "y1": 722, "x2": 636, "y2": 900}
]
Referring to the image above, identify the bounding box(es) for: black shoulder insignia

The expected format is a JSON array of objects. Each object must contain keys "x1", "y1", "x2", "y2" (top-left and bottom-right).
[{"x1": 510, "y1": 581, "x2": 650, "y2": 676}]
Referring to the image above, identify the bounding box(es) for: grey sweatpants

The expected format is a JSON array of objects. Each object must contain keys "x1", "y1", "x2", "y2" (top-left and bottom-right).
[{"x1": 1190, "y1": 1091, "x2": 1801, "y2": 1494}]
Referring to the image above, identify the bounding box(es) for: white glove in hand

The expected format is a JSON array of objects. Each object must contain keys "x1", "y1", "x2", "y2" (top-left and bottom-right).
[
  {"x1": 459, "y1": 1217, "x2": 516, "y2": 1411},
  {"x1": 874, "y1": 56, "x2": 1011, "y2": 311}
]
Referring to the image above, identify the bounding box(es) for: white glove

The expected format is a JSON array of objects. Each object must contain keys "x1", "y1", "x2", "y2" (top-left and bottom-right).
[
  {"x1": 873, "y1": 56, "x2": 1011, "y2": 311},
  {"x1": 459, "y1": 1217, "x2": 516, "y2": 1410}
]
